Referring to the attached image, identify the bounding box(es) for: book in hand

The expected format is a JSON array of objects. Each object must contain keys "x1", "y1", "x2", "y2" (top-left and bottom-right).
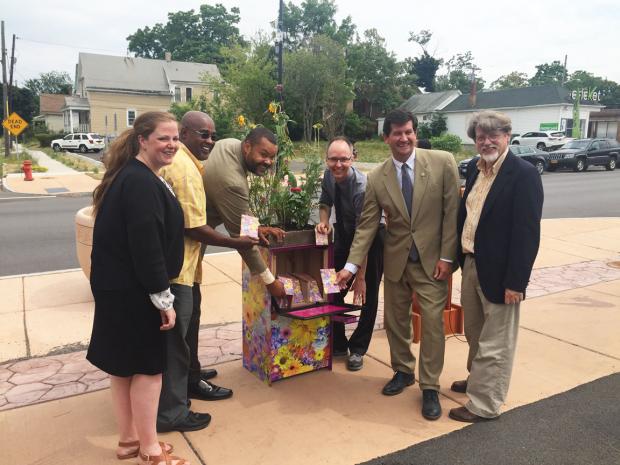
[
  {"x1": 292, "y1": 273, "x2": 324, "y2": 303},
  {"x1": 320, "y1": 268, "x2": 340, "y2": 294},
  {"x1": 240, "y1": 214, "x2": 259, "y2": 239},
  {"x1": 315, "y1": 229, "x2": 329, "y2": 246}
]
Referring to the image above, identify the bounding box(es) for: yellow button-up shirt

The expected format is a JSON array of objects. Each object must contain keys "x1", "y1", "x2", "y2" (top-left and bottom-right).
[
  {"x1": 160, "y1": 144, "x2": 206, "y2": 286},
  {"x1": 461, "y1": 149, "x2": 508, "y2": 254}
]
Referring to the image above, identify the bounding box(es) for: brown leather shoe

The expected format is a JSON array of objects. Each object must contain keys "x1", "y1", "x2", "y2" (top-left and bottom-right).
[
  {"x1": 449, "y1": 406, "x2": 497, "y2": 423},
  {"x1": 450, "y1": 380, "x2": 467, "y2": 393}
]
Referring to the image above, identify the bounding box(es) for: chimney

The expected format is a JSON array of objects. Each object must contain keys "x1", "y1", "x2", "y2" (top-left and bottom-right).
[
  {"x1": 468, "y1": 70, "x2": 477, "y2": 108},
  {"x1": 164, "y1": 51, "x2": 172, "y2": 62}
]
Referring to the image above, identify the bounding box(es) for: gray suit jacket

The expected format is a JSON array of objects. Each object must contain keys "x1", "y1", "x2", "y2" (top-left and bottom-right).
[{"x1": 347, "y1": 148, "x2": 460, "y2": 281}]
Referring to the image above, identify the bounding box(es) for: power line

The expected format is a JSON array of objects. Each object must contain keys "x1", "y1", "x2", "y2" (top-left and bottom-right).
[{"x1": 17, "y1": 36, "x2": 128, "y2": 56}]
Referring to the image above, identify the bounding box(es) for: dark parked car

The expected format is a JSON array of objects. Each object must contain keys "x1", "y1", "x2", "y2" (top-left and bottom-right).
[
  {"x1": 546, "y1": 138, "x2": 619, "y2": 172},
  {"x1": 458, "y1": 145, "x2": 549, "y2": 178}
]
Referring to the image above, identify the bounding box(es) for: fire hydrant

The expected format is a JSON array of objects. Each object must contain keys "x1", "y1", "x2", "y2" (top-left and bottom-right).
[{"x1": 22, "y1": 160, "x2": 34, "y2": 181}]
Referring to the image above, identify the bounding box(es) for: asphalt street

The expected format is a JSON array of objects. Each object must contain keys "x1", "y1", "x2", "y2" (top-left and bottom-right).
[{"x1": 1, "y1": 168, "x2": 619, "y2": 276}]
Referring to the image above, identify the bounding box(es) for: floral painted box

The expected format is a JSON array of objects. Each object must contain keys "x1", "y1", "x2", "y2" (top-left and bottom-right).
[{"x1": 242, "y1": 231, "x2": 353, "y2": 384}]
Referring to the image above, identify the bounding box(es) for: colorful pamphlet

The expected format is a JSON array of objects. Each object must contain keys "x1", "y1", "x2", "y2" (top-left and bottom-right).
[
  {"x1": 240, "y1": 214, "x2": 259, "y2": 239},
  {"x1": 320, "y1": 268, "x2": 340, "y2": 294},
  {"x1": 315, "y1": 229, "x2": 329, "y2": 246},
  {"x1": 292, "y1": 273, "x2": 324, "y2": 303},
  {"x1": 278, "y1": 276, "x2": 295, "y2": 295}
]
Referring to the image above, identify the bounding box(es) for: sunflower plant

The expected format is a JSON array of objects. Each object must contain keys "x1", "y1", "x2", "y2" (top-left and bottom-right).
[{"x1": 246, "y1": 102, "x2": 323, "y2": 230}]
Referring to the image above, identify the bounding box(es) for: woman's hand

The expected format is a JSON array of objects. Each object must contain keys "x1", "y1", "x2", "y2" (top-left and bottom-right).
[{"x1": 160, "y1": 308, "x2": 176, "y2": 330}]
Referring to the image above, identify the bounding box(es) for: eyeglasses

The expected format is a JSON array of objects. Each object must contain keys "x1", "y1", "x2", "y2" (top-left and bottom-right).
[
  {"x1": 191, "y1": 129, "x2": 217, "y2": 141},
  {"x1": 326, "y1": 156, "x2": 352, "y2": 165}
]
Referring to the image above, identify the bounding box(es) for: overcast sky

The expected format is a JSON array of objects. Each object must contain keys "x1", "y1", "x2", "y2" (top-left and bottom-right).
[{"x1": 4, "y1": 0, "x2": 619, "y2": 88}]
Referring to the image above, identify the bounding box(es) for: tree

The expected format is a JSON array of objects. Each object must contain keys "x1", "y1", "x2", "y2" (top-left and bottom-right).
[
  {"x1": 491, "y1": 71, "x2": 529, "y2": 90},
  {"x1": 282, "y1": 0, "x2": 355, "y2": 50},
  {"x1": 284, "y1": 35, "x2": 351, "y2": 141},
  {"x1": 529, "y1": 60, "x2": 567, "y2": 86},
  {"x1": 24, "y1": 71, "x2": 72, "y2": 96},
  {"x1": 216, "y1": 36, "x2": 278, "y2": 126},
  {"x1": 347, "y1": 29, "x2": 401, "y2": 118},
  {"x1": 435, "y1": 51, "x2": 485, "y2": 93},
  {"x1": 406, "y1": 30, "x2": 442, "y2": 92},
  {"x1": 127, "y1": 4, "x2": 245, "y2": 64},
  {"x1": 2, "y1": 86, "x2": 38, "y2": 124}
]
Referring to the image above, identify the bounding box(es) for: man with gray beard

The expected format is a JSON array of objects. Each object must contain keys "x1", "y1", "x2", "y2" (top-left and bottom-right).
[{"x1": 449, "y1": 110, "x2": 543, "y2": 423}]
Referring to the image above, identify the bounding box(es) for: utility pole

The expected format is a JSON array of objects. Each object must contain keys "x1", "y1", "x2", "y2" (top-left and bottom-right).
[
  {"x1": 275, "y1": 0, "x2": 284, "y2": 105},
  {"x1": 8, "y1": 34, "x2": 16, "y2": 152},
  {"x1": 562, "y1": 54, "x2": 568, "y2": 86},
  {"x1": 2, "y1": 21, "x2": 10, "y2": 158}
]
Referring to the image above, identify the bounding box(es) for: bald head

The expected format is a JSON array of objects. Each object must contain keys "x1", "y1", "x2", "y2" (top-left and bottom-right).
[{"x1": 180, "y1": 111, "x2": 216, "y2": 160}]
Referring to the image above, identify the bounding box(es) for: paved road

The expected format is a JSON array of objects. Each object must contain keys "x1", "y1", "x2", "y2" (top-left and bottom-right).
[{"x1": 1, "y1": 168, "x2": 619, "y2": 276}]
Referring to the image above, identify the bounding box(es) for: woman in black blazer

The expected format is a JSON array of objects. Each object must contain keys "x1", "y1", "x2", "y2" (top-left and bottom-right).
[{"x1": 87, "y1": 111, "x2": 188, "y2": 465}]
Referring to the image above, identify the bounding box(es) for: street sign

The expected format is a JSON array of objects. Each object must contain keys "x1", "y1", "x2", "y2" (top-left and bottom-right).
[{"x1": 2, "y1": 112, "x2": 29, "y2": 136}]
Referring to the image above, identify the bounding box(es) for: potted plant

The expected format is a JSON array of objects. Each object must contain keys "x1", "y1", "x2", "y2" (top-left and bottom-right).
[{"x1": 246, "y1": 103, "x2": 323, "y2": 246}]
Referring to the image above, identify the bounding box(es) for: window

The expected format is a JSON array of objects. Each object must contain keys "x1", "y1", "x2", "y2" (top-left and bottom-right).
[
  {"x1": 185, "y1": 87, "x2": 192, "y2": 101},
  {"x1": 174, "y1": 87, "x2": 181, "y2": 102},
  {"x1": 64, "y1": 135, "x2": 72, "y2": 140},
  {"x1": 127, "y1": 109, "x2": 137, "y2": 127},
  {"x1": 522, "y1": 132, "x2": 533, "y2": 137},
  {"x1": 81, "y1": 134, "x2": 88, "y2": 140}
]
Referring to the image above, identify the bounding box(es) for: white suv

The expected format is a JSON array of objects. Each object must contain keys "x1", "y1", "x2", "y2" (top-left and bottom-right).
[
  {"x1": 51, "y1": 133, "x2": 105, "y2": 153},
  {"x1": 511, "y1": 131, "x2": 570, "y2": 151}
]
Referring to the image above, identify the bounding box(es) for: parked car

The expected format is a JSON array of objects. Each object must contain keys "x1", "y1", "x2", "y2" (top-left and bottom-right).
[
  {"x1": 546, "y1": 138, "x2": 619, "y2": 172},
  {"x1": 51, "y1": 133, "x2": 105, "y2": 153},
  {"x1": 458, "y1": 145, "x2": 549, "y2": 178},
  {"x1": 511, "y1": 131, "x2": 570, "y2": 151}
]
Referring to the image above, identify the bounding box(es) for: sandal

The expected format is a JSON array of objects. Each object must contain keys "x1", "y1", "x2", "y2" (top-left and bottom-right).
[
  {"x1": 116, "y1": 441, "x2": 173, "y2": 460},
  {"x1": 138, "y1": 449, "x2": 188, "y2": 465}
]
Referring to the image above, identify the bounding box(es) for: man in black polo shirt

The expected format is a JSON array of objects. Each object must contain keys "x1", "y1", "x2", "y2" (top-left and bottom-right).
[{"x1": 316, "y1": 137, "x2": 384, "y2": 371}]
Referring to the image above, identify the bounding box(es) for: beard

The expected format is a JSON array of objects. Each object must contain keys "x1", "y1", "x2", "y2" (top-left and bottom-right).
[{"x1": 481, "y1": 150, "x2": 500, "y2": 164}]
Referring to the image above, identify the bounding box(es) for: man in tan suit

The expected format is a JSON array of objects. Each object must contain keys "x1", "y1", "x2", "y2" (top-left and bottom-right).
[
  {"x1": 337, "y1": 109, "x2": 460, "y2": 420},
  {"x1": 203, "y1": 127, "x2": 286, "y2": 297}
]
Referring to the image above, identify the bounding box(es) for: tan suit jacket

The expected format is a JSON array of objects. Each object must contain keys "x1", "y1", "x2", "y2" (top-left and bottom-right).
[
  {"x1": 203, "y1": 138, "x2": 267, "y2": 274},
  {"x1": 348, "y1": 148, "x2": 460, "y2": 281}
]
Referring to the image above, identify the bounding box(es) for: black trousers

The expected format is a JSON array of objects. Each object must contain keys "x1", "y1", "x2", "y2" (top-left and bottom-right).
[
  {"x1": 333, "y1": 226, "x2": 385, "y2": 355},
  {"x1": 186, "y1": 283, "x2": 203, "y2": 386}
]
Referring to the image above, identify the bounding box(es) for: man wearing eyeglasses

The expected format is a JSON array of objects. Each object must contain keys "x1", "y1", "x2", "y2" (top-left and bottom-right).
[
  {"x1": 157, "y1": 111, "x2": 259, "y2": 433},
  {"x1": 316, "y1": 137, "x2": 384, "y2": 371}
]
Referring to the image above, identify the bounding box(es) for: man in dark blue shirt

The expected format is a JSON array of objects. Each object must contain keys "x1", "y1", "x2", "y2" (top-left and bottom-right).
[{"x1": 316, "y1": 137, "x2": 384, "y2": 371}]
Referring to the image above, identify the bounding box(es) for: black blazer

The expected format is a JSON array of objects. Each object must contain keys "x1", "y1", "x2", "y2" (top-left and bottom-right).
[
  {"x1": 457, "y1": 152, "x2": 544, "y2": 304},
  {"x1": 90, "y1": 158, "x2": 184, "y2": 293}
]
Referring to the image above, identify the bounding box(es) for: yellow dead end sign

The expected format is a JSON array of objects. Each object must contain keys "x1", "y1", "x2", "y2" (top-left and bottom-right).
[{"x1": 2, "y1": 112, "x2": 29, "y2": 137}]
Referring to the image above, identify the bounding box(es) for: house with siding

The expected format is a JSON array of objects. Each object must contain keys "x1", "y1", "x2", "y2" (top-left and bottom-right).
[
  {"x1": 33, "y1": 93, "x2": 66, "y2": 133},
  {"x1": 440, "y1": 85, "x2": 604, "y2": 142},
  {"x1": 67, "y1": 52, "x2": 220, "y2": 136},
  {"x1": 376, "y1": 90, "x2": 461, "y2": 136}
]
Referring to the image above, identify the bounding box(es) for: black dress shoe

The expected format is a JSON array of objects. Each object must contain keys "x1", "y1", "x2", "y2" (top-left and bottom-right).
[
  {"x1": 382, "y1": 371, "x2": 415, "y2": 396},
  {"x1": 157, "y1": 411, "x2": 212, "y2": 432},
  {"x1": 188, "y1": 380, "x2": 233, "y2": 401},
  {"x1": 422, "y1": 389, "x2": 442, "y2": 420},
  {"x1": 200, "y1": 368, "x2": 217, "y2": 381},
  {"x1": 449, "y1": 406, "x2": 497, "y2": 423},
  {"x1": 450, "y1": 379, "x2": 467, "y2": 393}
]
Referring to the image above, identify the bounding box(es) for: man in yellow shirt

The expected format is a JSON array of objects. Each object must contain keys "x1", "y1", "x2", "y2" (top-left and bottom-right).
[{"x1": 157, "y1": 111, "x2": 258, "y2": 433}]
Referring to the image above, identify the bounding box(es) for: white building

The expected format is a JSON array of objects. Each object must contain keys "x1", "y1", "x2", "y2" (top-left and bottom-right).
[{"x1": 441, "y1": 85, "x2": 603, "y2": 142}]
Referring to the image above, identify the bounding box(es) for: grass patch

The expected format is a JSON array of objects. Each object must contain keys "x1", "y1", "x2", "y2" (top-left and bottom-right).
[
  {"x1": 293, "y1": 138, "x2": 476, "y2": 164},
  {"x1": 38, "y1": 146, "x2": 102, "y2": 173},
  {"x1": 0, "y1": 150, "x2": 48, "y2": 174}
]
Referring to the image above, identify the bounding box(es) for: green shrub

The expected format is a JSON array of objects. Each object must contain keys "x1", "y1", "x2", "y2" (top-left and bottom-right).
[
  {"x1": 430, "y1": 133, "x2": 462, "y2": 154},
  {"x1": 417, "y1": 123, "x2": 432, "y2": 140},
  {"x1": 35, "y1": 133, "x2": 65, "y2": 148}
]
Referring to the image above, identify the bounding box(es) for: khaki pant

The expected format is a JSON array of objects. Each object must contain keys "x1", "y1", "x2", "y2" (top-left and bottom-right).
[
  {"x1": 383, "y1": 260, "x2": 448, "y2": 391},
  {"x1": 461, "y1": 255, "x2": 520, "y2": 418}
]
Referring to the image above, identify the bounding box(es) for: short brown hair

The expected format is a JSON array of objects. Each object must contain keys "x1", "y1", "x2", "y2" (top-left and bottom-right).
[{"x1": 466, "y1": 111, "x2": 512, "y2": 141}]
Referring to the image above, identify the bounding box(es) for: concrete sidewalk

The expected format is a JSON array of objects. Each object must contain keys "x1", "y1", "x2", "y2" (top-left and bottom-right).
[
  {"x1": 1, "y1": 218, "x2": 619, "y2": 465},
  {"x1": 2, "y1": 149, "x2": 100, "y2": 195}
]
